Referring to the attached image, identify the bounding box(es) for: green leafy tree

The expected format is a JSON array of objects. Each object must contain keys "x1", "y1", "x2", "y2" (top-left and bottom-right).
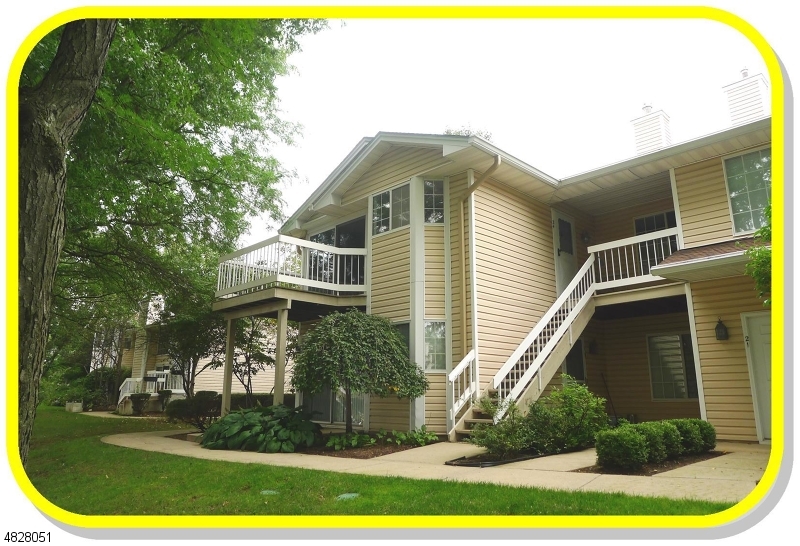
[
  {"x1": 233, "y1": 317, "x2": 277, "y2": 407},
  {"x1": 292, "y1": 309, "x2": 428, "y2": 433},
  {"x1": 18, "y1": 18, "x2": 325, "y2": 467},
  {"x1": 745, "y1": 203, "x2": 771, "y2": 306},
  {"x1": 443, "y1": 124, "x2": 493, "y2": 142}
]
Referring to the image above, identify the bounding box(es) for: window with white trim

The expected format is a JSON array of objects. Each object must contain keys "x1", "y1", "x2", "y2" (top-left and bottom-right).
[
  {"x1": 424, "y1": 321, "x2": 446, "y2": 371},
  {"x1": 724, "y1": 147, "x2": 771, "y2": 234},
  {"x1": 647, "y1": 333, "x2": 698, "y2": 400},
  {"x1": 372, "y1": 184, "x2": 410, "y2": 235},
  {"x1": 634, "y1": 211, "x2": 678, "y2": 273},
  {"x1": 423, "y1": 179, "x2": 445, "y2": 223}
]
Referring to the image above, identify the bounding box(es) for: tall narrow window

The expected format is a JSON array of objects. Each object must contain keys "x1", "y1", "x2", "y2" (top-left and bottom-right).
[
  {"x1": 372, "y1": 191, "x2": 390, "y2": 235},
  {"x1": 647, "y1": 333, "x2": 698, "y2": 400},
  {"x1": 424, "y1": 179, "x2": 445, "y2": 223},
  {"x1": 724, "y1": 147, "x2": 771, "y2": 234},
  {"x1": 424, "y1": 321, "x2": 446, "y2": 371},
  {"x1": 391, "y1": 184, "x2": 410, "y2": 229}
]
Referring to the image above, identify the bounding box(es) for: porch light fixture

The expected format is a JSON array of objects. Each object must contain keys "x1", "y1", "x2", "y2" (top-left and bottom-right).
[
  {"x1": 580, "y1": 230, "x2": 591, "y2": 244},
  {"x1": 715, "y1": 318, "x2": 729, "y2": 340}
]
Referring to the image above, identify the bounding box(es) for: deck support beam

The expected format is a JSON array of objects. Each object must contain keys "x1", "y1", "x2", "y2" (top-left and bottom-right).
[
  {"x1": 273, "y1": 307, "x2": 289, "y2": 406},
  {"x1": 221, "y1": 318, "x2": 236, "y2": 417}
]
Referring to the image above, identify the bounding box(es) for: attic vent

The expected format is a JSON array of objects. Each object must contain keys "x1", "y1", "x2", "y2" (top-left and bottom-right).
[
  {"x1": 631, "y1": 105, "x2": 672, "y2": 156},
  {"x1": 722, "y1": 69, "x2": 770, "y2": 126}
]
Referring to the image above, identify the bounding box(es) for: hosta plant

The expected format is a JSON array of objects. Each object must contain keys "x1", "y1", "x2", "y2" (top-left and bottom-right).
[{"x1": 201, "y1": 405, "x2": 321, "y2": 453}]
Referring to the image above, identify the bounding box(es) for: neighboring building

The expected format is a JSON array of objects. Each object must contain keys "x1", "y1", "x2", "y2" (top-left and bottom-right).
[{"x1": 213, "y1": 75, "x2": 773, "y2": 443}]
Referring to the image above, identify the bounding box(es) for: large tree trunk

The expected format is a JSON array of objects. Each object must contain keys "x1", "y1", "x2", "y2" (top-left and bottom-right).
[{"x1": 18, "y1": 19, "x2": 117, "y2": 468}]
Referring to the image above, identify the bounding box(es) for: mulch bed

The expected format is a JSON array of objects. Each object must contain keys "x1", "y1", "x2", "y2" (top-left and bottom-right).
[{"x1": 572, "y1": 451, "x2": 727, "y2": 476}]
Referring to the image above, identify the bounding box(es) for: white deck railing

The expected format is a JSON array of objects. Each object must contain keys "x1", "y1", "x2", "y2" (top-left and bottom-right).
[
  {"x1": 117, "y1": 372, "x2": 186, "y2": 404},
  {"x1": 216, "y1": 234, "x2": 367, "y2": 298},
  {"x1": 446, "y1": 349, "x2": 476, "y2": 434},
  {"x1": 487, "y1": 228, "x2": 680, "y2": 420}
]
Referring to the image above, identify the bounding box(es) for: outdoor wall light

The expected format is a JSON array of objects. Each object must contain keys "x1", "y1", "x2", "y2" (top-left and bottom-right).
[
  {"x1": 715, "y1": 318, "x2": 729, "y2": 340},
  {"x1": 581, "y1": 230, "x2": 591, "y2": 244},
  {"x1": 588, "y1": 339, "x2": 598, "y2": 354}
]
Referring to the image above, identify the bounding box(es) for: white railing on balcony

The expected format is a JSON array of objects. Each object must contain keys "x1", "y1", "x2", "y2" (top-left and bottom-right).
[
  {"x1": 117, "y1": 372, "x2": 186, "y2": 404},
  {"x1": 446, "y1": 349, "x2": 476, "y2": 434},
  {"x1": 589, "y1": 227, "x2": 679, "y2": 289},
  {"x1": 216, "y1": 234, "x2": 367, "y2": 298},
  {"x1": 486, "y1": 228, "x2": 681, "y2": 420}
]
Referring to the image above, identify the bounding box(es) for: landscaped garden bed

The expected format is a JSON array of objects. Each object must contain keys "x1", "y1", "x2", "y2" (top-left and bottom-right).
[{"x1": 573, "y1": 450, "x2": 726, "y2": 476}]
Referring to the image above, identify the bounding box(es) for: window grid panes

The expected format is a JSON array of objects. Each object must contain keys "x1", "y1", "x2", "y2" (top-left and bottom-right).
[
  {"x1": 725, "y1": 147, "x2": 771, "y2": 234},
  {"x1": 647, "y1": 333, "x2": 698, "y2": 400},
  {"x1": 372, "y1": 191, "x2": 390, "y2": 235},
  {"x1": 634, "y1": 211, "x2": 678, "y2": 273},
  {"x1": 424, "y1": 321, "x2": 446, "y2": 371},
  {"x1": 391, "y1": 185, "x2": 410, "y2": 229},
  {"x1": 424, "y1": 179, "x2": 445, "y2": 223}
]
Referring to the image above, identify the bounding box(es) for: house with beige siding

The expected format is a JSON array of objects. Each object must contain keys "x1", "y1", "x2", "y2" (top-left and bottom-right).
[{"x1": 213, "y1": 74, "x2": 773, "y2": 444}]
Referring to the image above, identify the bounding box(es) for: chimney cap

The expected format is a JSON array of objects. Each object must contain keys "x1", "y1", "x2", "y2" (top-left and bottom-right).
[
  {"x1": 642, "y1": 103, "x2": 653, "y2": 114},
  {"x1": 741, "y1": 67, "x2": 749, "y2": 78}
]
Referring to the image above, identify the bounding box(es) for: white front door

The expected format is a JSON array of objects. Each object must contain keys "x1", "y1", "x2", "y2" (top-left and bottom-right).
[
  {"x1": 552, "y1": 210, "x2": 578, "y2": 295},
  {"x1": 743, "y1": 312, "x2": 771, "y2": 442}
]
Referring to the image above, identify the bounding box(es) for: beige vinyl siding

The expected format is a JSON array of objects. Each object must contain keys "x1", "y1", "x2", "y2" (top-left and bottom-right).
[
  {"x1": 424, "y1": 225, "x2": 446, "y2": 318},
  {"x1": 690, "y1": 275, "x2": 765, "y2": 441},
  {"x1": 424, "y1": 374, "x2": 446, "y2": 434},
  {"x1": 341, "y1": 146, "x2": 445, "y2": 205},
  {"x1": 551, "y1": 202, "x2": 593, "y2": 267},
  {"x1": 593, "y1": 198, "x2": 675, "y2": 245},
  {"x1": 368, "y1": 396, "x2": 409, "y2": 431},
  {"x1": 194, "y1": 361, "x2": 283, "y2": 395},
  {"x1": 473, "y1": 180, "x2": 556, "y2": 390},
  {"x1": 449, "y1": 173, "x2": 472, "y2": 359},
  {"x1": 674, "y1": 158, "x2": 733, "y2": 247},
  {"x1": 588, "y1": 313, "x2": 701, "y2": 422},
  {"x1": 370, "y1": 228, "x2": 410, "y2": 320},
  {"x1": 131, "y1": 331, "x2": 149, "y2": 377}
]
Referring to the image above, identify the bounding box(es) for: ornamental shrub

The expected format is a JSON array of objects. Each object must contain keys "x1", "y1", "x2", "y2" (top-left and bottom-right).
[
  {"x1": 595, "y1": 427, "x2": 648, "y2": 470},
  {"x1": 525, "y1": 375, "x2": 608, "y2": 454},
  {"x1": 669, "y1": 419, "x2": 705, "y2": 455},
  {"x1": 166, "y1": 391, "x2": 221, "y2": 431},
  {"x1": 659, "y1": 421, "x2": 683, "y2": 459},
  {"x1": 201, "y1": 405, "x2": 321, "y2": 453},
  {"x1": 633, "y1": 422, "x2": 667, "y2": 464},
  {"x1": 469, "y1": 401, "x2": 532, "y2": 460},
  {"x1": 130, "y1": 393, "x2": 151, "y2": 416},
  {"x1": 690, "y1": 418, "x2": 717, "y2": 452}
]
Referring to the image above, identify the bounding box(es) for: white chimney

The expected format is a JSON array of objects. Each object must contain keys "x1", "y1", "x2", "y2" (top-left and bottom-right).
[
  {"x1": 722, "y1": 68, "x2": 770, "y2": 126},
  {"x1": 631, "y1": 104, "x2": 672, "y2": 155}
]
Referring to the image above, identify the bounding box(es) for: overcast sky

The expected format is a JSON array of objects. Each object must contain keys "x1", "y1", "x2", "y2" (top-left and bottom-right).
[{"x1": 247, "y1": 16, "x2": 770, "y2": 246}]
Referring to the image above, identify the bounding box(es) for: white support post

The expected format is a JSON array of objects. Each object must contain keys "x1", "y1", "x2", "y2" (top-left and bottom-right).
[
  {"x1": 222, "y1": 318, "x2": 235, "y2": 417},
  {"x1": 274, "y1": 307, "x2": 289, "y2": 406},
  {"x1": 409, "y1": 176, "x2": 426, "y2": 430}
]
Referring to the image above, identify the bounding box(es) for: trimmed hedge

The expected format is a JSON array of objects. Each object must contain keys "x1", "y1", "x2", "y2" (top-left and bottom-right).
[
  {"x1": 229, "y1": 393, "x2": 296, "y2": 410},
  {"x1": 129, "y1": 393, "x2": 151, "y2": 416},
  {"x1": 594, "y1": 418, "x2": 715, "y2": 470}
]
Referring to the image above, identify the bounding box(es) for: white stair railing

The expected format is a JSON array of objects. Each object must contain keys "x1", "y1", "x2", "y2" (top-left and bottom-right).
[
  {"x1": 590, "y1": 228, "x2": 679, "y2": 289},
  {"x1": 446, "y1": 349, "x2": 476, "y2": 434}
]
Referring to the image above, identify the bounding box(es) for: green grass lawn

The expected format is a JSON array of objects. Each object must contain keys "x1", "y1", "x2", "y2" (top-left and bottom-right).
[{"x1": 25, "y1": 406, "x2": 734, "y2": 516}]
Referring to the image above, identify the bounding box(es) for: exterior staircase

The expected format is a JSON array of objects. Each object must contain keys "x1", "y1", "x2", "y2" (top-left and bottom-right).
[{"x1": 447, "y1": 227, "x2": 680, "y2": 439}]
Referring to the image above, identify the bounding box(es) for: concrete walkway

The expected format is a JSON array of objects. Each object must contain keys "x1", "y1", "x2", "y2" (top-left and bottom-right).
[{"x1": 100, "y1": 429, "x2": 769, "y2": 504}]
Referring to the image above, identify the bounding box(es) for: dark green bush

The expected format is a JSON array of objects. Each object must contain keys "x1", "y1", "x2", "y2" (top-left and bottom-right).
[
  {"x1": 525, "y1": 376, "x2": 609, "y2": 454},
  {"x1": 129, "y1": 393, "x2": 151, "y2": 416},
  {"x1": 201, "y1": 405, "x2": 321, "y2": 453},
  {"x1": 166, "y1": 391, "x2": 221, "y2": 431},
  {"x1": 669, "y1": 419, "x2": 705, "y2": 455},
  {"x1": 157, "y1": 390, "x2": 172, "y2": 412},
  {"x1": 633, "y1": 422, "x2": 667, "y2": 463},
  {"x1": 229, "y1": 393, "x2": 296, "y2": 410},
  {"x1": 595, "y1": 427, "x2": 648, "y2": 470},
  {"x1": 469, "y1": 401, "x2": 532, "y2": 459},
  {"x1": 658, "y1": 421, "x2": 683, "y2": 459},
  {"x1": 691, "y1": 419, "x2": 717, "y2": 452},
  {"x1": 326, "y1": 432, "x2": 374, "y2": 451}
]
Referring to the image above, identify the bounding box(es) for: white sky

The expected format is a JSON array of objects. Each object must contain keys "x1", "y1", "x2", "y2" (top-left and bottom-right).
[{"x1": 246, "y1": 16, "x2": 770, "y2": 246}]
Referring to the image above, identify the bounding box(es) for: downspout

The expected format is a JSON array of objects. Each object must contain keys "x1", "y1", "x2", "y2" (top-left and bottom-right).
[{"x1": 459, "y1": 155, "x2": 501, "y2": 357}]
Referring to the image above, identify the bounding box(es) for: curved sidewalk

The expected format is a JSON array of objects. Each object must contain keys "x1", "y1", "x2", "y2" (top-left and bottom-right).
[{"x1": 101, "y1": 430, "x2": 769, "y2": 504}]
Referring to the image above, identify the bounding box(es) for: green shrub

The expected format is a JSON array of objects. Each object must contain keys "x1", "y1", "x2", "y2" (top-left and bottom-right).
[
  {"x1": 469, "y1": 401, "x2": 531, "y2": 459},
  {"x1": 595, "y1": 427, "x2": 648, "y2": 470},
  {"x1": 326, "y1": 432, "x2": 375, "y2": 451},
  {"x1": 691, "y1": 419, "x2": 717, "y2": 452},
  {"x1": 657, "y1": 421, "x2": 683, "y2": 459},
  {"x1": 229, "y1": 393, "x2": 296, "y2": 410},
  {"x1": 157, "y1": 390, "x2": 172, "y2": 412},
  {"x1": 202, "y1": 405, "x2": 321, "y2": 453},
  {"x1": 633, "y1": 422, "x2": 667, "y2": 463},
  {"x1": 129, "y1": 393, "x2": 151, "y2": 416},
  {"x1": 166, "y1": 391, "x2": 221, "y2": 431},
  {"x1": 525, "y1": 375, "x2": 609, "y2": 454},
  {"x1": 669, "y1": 419, "x2": 705, "y2": 455}
]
